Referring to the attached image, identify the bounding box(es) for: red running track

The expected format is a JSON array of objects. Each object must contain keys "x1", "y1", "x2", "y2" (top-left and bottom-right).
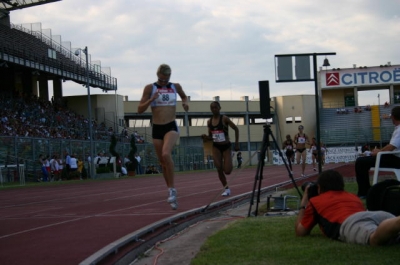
[{"x1": 0, "y1": 163, "x2": 354, "y2": 265}]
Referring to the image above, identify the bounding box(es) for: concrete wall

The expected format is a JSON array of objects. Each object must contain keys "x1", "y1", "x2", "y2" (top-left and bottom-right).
[{"x1": 273, "y1": 95, "x2": 316, "y2": 141}]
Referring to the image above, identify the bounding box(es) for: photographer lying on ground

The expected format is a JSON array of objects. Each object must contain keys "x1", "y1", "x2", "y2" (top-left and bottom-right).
[{"x1": 295, "y1": 170, "x2": 400, "y2": 246}]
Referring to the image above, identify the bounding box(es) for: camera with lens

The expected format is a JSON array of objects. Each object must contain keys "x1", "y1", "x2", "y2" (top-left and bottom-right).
[{"x1": 301, "y1": 181, "x2": 319, "y2": 200}]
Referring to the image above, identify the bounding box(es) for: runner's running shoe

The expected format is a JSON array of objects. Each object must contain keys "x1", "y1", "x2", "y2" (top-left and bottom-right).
[
  {"x1": 167, "y1": 188, "x2": 178, "y2": 210},
  {"x1": 221, "y1": 188, "x2": 231, "y2": 196}
]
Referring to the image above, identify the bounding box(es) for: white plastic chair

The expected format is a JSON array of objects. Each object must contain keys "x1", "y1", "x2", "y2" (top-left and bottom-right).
[{"x1": 370, "y1": 150, "x2": 400, "y2": 185}]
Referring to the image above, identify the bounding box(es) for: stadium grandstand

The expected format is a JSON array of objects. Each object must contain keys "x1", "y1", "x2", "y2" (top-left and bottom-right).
[{"x1": 0, "y1": 0, "x2": 129, "y2": 184}]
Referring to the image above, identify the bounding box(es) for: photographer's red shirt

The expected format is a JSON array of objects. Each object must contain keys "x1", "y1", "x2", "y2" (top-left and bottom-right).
[{"x1": 301, "y1": 191, "x2": 365, "y2": 239}]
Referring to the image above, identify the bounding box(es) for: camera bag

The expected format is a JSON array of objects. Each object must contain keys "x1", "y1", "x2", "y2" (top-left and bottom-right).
[{"x1": 366, "y1": 179, "x2": 400, "y2": 216}]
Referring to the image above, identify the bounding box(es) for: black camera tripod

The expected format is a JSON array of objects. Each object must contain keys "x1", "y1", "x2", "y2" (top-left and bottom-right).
[{"x1": 247, "y1": 123, "x2": 303, "y2": 217}]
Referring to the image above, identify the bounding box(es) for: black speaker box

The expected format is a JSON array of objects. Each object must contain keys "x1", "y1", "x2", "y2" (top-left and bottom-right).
[{"x1": 258, "y1": 80, "x2": 271, "y2": 119}]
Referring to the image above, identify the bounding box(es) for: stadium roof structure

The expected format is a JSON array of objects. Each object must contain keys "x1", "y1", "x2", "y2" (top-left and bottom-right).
[
  {"x1": 0, "y1": 0, "x2": 60, "y2": 11},
  {"x1": 0, "y1": 0, "x2": 117, "y2": 92},
  {"x1": 0, "y1": 22, "x2": 117, "y2": 92}
]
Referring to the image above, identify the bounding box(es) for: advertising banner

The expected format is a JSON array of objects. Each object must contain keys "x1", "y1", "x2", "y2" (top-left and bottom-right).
[
  {"x1": 273, "y1": 146, "x2": 361, "y2": 165},
  {"x1": 320, "y1": 66, "x2": 400, "y2": 89}
]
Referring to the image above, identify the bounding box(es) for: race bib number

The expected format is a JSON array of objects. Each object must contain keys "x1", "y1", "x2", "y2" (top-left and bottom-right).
[
  {"x1": 298, "y1": 137, "x2": 306, "y2": 144},
  {"x1": 154, "y1": 88, "x2": 176, "y2": 106},
  {"x1": 211, "y1": 130, "x2": 226, "y2": 142}
]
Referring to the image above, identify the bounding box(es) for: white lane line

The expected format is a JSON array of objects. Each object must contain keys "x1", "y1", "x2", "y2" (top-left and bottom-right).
[{"x1": 0, "y1": 216, "x2": 92, "y2": 239}]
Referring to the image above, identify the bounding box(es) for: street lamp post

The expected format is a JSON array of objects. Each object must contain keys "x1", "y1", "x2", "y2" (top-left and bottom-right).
[
  {"x1": 115, "y1": 88, "x2": 118, "y2": 135},
  {"x1": 312, "y1": 54, "x2": 323, "y2": 173},
  {"x1": 76, "y1": 46, "x2": 95, "y2": 179},
  {"x1": 275, "y1": 52, "x2": 336, "y2": 173}
]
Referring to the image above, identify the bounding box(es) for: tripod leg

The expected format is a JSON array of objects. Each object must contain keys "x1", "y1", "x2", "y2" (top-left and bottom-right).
[
  {"x1": 247, "y1": 156, "x2": 264, "y2": 217},
  {"x1": 247, "y1": 125, "x2": 269, "y2": 217},
  {"x1": 255, "y1": 160, "x2": 265, "y2": 215},
  {"x1": 287, "y1": 155, "x2": 293, "y2": 171}
]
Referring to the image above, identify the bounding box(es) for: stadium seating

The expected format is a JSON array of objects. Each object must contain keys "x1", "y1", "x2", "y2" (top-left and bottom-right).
[
  {"x1": 320, "y1": 105, "x2": 395, "y2": 146},
  {"x1": 0, "y1": 23, "x2": 116, "y2": 90}
]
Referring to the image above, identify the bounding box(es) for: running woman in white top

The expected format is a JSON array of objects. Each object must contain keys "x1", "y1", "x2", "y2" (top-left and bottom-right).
[
  {"x1": 294, "y1": 125, "x2": 310, "y2": 177},
  {"x1": 138, "y1": 64, "x2": 189, "y2": 210}
]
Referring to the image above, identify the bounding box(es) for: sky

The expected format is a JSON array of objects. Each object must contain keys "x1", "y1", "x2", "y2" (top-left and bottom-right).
[{"x1": 9, "y1": 0, "x2": 400, "y2": 105}]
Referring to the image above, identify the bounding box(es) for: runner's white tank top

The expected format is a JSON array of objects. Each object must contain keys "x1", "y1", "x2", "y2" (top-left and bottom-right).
[{"x1": 150, "y1": 83, "x2": 177, "y2": 107}]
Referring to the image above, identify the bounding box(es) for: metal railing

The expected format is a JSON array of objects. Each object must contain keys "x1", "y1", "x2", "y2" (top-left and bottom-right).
[
  {"x1": 0, "y1": 135, "x2": 207, "y2": 185},
  {"x1": 320, "y1": 126, "x2": 393, "y2": 146},
  {"x1": 1, "y1": 23, "x2": 117, "y2": 90}
]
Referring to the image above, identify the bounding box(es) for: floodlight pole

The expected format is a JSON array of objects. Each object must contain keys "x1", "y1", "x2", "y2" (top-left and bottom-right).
[
  {"x1": 312, "y1": 53, "x2": 336, "y2": 173},
  {"x1": 312, "y1": 54, "x2": 323, "y2": 173},
  {"x1": 77, "y1": 46, "x2": 96, "y2": 179},
  {"x1": 85, "y1": 47, "x2": 96, "y2": 179}
]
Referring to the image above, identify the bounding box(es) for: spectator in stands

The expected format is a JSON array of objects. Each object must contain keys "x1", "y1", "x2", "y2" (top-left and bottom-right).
[
  {"x1": 57, "y1": 155, "x2": 63, "y2": 181},
  {"x1": 137, "y1": 135, "x2": 145, "y2": 143},
  {"x1": 336, "y1": 108, "x2": 349, "y2": 114},
  {"x1": 295, "y1": 170, "x2": 400, "y2": 246},
  {"x1": 151, "y1": 165, "x2": 160, "y2": 174},
  {"x1": 131, "y1": 130, "x2": 145, "y2": 143},
  {"x1": 69, "y1": 154, "x2": 78, "y2": 172},
  {"x1": 94, "y1": 153, "x2": 101, "y2": 168},
  {"x1": 38, "y1": 154, "x2": 48, "y2": 182},
  {"x1": 77, "y1": 157, "x2": 84, "y2": 179},
  {"x1": 120, "y1": 127, "x2": 128, "y2": 141},
  {"x1": 64, "y1": 151, "x2": 71, "y2": 173},
  {"x1": 135, "y1": 153, "x2": 142, "y2": 175},
  {"x1": 120, "y1": 164, "x2": 127, "y2": 176},
  {"x1": 98, "y1": 152, "x2": 107, "y2": 167},
  {"x1": 45, "y1": 155, "x2": 51, "y2": 178},
  {"x1": 355, "y1": 106, "x2": 400, "y2": 197},
  {"x1": 50, "y1": 154, "x2": 61, "y2": 181},
  {"x1": 137, "y1": 63, "x2": 189, "y2": 210},
  {"x1": 354, "y1": 107, "x2": 362, "y2": 113},
  {"x1": 86, "y1": 153, "x2": 91, "y2": 176},
  {"x1": 145, "y1": 165, "x2": 153, "y2": 174},
  {"x1": 123, "y1": 155, "x2": 130, "y2": 168}
]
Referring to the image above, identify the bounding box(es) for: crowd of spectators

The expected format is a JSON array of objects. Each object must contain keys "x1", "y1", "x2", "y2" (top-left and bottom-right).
[
  {"x1": 0, "y1": 94, "x2": 92, "y2": 139},
  {"x1": 0, "y1": 94, "x2": 146, "y2": 142},
  {"x1": 336, "y1": 108, "x2": 350, "y2": 114},
  {"x1": 119, "y1": 128, "x2": 145, "y2": 143},
  {"x1": 338, "y1": 104, "x2": 384, "y2": 115}
]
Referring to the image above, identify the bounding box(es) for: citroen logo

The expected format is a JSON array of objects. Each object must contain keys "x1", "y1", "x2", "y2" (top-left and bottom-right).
[{"x1": 326, "y1": 73, "x2": 340, "y2": 86}]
